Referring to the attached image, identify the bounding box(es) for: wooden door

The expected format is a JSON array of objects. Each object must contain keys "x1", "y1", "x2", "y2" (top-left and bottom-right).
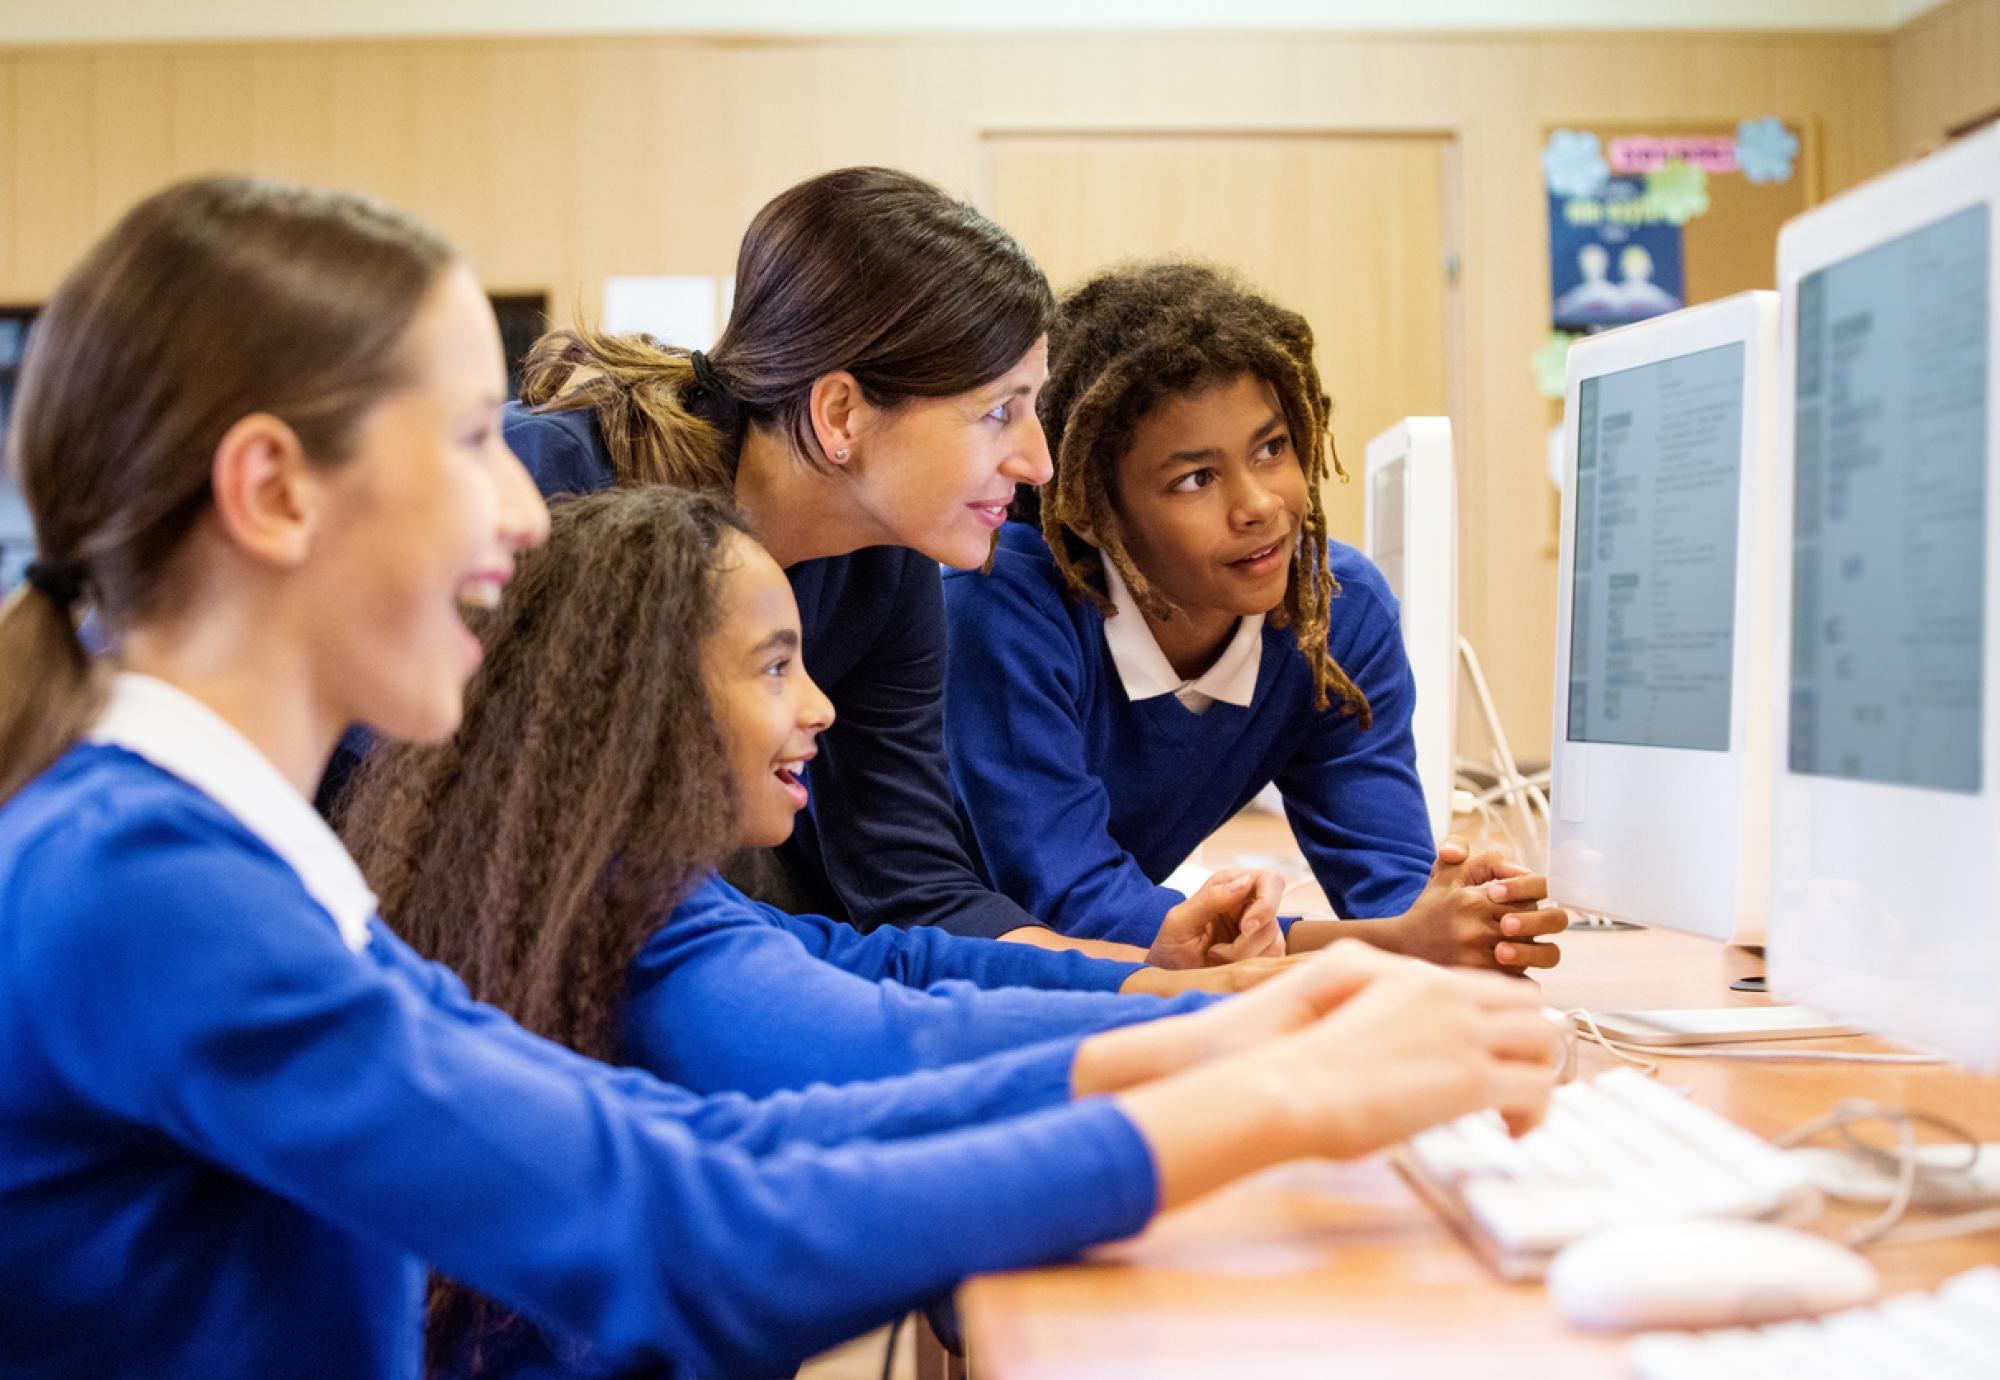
[{"x1": 984, "y1": 132, "x2": 1457, "y2": 552}]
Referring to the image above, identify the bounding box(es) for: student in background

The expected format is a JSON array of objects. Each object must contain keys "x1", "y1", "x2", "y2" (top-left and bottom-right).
[
  {"x1": 944, "y1": 263, "x2": 1569, "y2": 970},
  {"x1": 0, "y1": 180, "x2": 1560, "y2": 1380},
  {"x1": 484, "y1": 166, "x2": 1286, "y2": 968}
]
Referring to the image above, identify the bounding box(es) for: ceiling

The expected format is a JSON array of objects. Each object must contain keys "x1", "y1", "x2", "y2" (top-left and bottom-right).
[{"x1": 0, "y1": 0, "x2": 1957, "y2": 47}]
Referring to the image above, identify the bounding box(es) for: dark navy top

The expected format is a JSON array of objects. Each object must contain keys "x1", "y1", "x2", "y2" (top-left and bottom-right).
[
  {"x1": 503, "y1": 403, "x2": 1045, "y2": 940},
  {"x1": 941, "y1": 523, "x2": 1436, "y2": 947},
  {"x1": 0, "y1": 733, "x2": 1157, "y2": 1379}
]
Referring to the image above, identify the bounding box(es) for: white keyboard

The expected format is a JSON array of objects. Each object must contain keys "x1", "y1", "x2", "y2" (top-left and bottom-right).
[
  {"x1": 1396, "y1": 1067, "x2": 1814, "y2": 1278},
  {"x1": 1629, "y1": 1266, "x2": 2000, "y2": 1379}
]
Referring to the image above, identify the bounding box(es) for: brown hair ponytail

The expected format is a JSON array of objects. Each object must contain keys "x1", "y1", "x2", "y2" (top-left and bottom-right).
[
  {"x1": 0, "y1": 175, "x2": 457, "y2": 803},
  {"x1": 518, "y1": 327, "x2": 736, "y2": 491},
  {"x1": 521, "y1": 166, "x2": 1054, "y2": 494},
  {"x1": 0, "y1": 579, "x2": 100, "y2": 801}
]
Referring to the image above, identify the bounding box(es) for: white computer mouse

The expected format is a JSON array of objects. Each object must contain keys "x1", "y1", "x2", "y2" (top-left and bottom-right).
[{"x1": 1547, "y1": 1219, "x2": 1879, "y2": 1333}]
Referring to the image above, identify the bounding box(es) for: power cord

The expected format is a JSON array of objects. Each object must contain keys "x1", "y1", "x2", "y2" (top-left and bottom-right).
[
  {"x1": 879, "y1": 1313, "x2": 905, "y2": 1380},
  {"x1": 1776, "y1": 1101, "x2": 2000, "y2": 1248},
  {"x1": 1558, "y1": 1006, "x2": 1949, "y2": 1077},
  {"x1": 1547, "y1": 1013, "x2": 1993, "y2": 1250},
  {"x1": 1455, "y1": 635, "x2": 1550, "y2": 868}
]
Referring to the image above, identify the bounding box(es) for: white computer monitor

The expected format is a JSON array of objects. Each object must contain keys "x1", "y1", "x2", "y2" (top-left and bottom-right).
[
  {"x1": 1548, "y1": 292, "x2": 1782, "y2": 946},
  {"x1": 1364, "y1": 417, "x2": 1457, "y2": 841},
  {"x1": 1768, "y1": 126, "x2": 2000, "y2": 1072}
]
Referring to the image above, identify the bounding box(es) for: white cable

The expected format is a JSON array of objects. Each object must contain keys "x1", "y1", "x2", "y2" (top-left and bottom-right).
[
  {"x1": 1561, "y1": 1007, "x2": 1948, "y2": 1071},
  {"x1": 1465, "y1": 770, "x2": 1553, "y2": 810},
  {"x1": 1775, "y1": 1101, "x2": 1996, "y2": 1248},
  {"x1": 1458, "y1": 634, "x2": 1547, "y2": 866}
]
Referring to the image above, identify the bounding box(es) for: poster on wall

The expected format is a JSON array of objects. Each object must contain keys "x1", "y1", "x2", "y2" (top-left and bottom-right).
[
  {"x1": 1536, "y1": 118, "x2": 1801, "y2": 398},
  {"x1": 1548, "y1": 175, "x2": 1685, "y2": 330}
]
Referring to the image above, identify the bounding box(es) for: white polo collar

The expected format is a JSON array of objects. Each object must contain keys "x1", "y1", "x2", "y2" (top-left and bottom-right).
[
  {"x1": 1099, "y1": 552, "x2": 1263, "y2": 714},
  {"x1": 89, "y1": 672, "x2": 377, "y2": 952}
]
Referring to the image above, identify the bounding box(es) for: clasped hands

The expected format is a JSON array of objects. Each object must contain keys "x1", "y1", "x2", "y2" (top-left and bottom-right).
[{"x1": 1145, "y1": 837, "x2": 1569, "y2": 977}]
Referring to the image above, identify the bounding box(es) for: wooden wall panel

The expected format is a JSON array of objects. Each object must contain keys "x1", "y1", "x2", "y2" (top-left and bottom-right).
[
  {"x1": 0, "y1": 61, "x2": 15, "y2": 297},
  {"x1": 0, "y1": 27, "x2": 1901, "y2": 757},
  {"x1": 1890, "y1": 0, "x2": 2000, "y2": 160},
  {"x1": 406, "y1": 48, "x2": 500, "y2": 283},
  {"x1": 11, "y1": 56, "x2": 97, "y2": 295},
  {"x1": 330, "y1": 48, "x2": 418, "y2": 208},
  {"x1": 168, "y1": 50, "x2": 255, "y2": 179},
  {"x1": 249, "y1": 49, "x2": 336, "y2": 186},
  {"x1": 90, "y1": 53, "x2": 172, "y2": 231}
]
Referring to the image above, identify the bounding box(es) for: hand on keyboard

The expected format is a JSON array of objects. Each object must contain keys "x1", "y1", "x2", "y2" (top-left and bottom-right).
[{"x1": 1251, "y1": 955, "x2": 1562, "y2": 1158}]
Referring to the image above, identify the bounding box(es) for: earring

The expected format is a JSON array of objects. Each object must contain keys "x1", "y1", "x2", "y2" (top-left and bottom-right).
[{"x1": 834, "y1": 447, "x2": 849, "y2": 460}]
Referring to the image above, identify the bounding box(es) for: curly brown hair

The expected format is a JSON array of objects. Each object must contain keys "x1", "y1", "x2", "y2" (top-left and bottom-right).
[
  {"x1": 338, "y1": 486, "x2": 751, "y2": 1377},
  {"x1": 1025, "y1": 261, "x2": 1370, "y2": 724}
]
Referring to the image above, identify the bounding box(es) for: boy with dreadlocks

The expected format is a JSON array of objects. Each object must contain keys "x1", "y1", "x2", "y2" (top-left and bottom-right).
[{"x1": 943, "y1": 263, "x2": 1567, "y2": 971}]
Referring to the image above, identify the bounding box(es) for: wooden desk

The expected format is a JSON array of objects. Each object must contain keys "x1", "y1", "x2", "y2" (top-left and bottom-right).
[{"x1": 960, "y1": 924, "x2": 2000, "y2": 1379}]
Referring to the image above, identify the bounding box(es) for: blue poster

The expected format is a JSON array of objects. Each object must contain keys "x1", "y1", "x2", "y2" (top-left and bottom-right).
[{"x1": 1548, "y1": 178, "x2": 1685, "y2": 331}]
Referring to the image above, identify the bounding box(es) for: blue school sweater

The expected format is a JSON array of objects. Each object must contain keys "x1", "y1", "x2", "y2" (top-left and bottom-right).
[
  {"x1": 941, "y1": 522, "x2": 1435, "y2": 948},
  {"x1": 625, "y1": 875, "x2": 1214, "y2": 1096},
  {"x1": 504, "y1": 403, "x2": 1042, "y2": 940},
  {"x1": 0, "y1": 680, "x2": 1156, "y2": 1380}
]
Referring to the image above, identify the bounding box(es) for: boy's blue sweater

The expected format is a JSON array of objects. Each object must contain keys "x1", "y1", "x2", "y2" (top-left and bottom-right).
[{"x1": 942, "y1": 523, "x2": 1435, "y2": 947}]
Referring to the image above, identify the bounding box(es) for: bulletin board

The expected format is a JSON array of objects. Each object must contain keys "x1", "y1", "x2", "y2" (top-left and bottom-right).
[{"x1": 1536, "y1": 118, "x2": 1818, "y2": 535}]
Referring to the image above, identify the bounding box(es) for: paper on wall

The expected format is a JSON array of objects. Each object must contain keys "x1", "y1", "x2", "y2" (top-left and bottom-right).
[{"x1": 601, "y1": 275, "x2": 718, "y2": 349}]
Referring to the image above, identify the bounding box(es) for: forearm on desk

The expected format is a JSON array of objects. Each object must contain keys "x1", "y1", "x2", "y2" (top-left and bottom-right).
[
  {"x1": 999, "y1": 924, "x2": 1150, "y2": 964},
  {"x1": 1286, "y1": 918, "x2": 1400, "y2": 955}
]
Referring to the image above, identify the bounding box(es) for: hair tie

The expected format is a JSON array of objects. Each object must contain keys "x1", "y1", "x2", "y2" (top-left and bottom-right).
[
  {"x1": 23, "y1": 559, "x2": 86, "y2": 608},
  {"x1": 688, "y1": 350, "x2": 730, "y2": 403},
  {"x1": 687, "y1": 350, "x2": 745, "y2": 437}
]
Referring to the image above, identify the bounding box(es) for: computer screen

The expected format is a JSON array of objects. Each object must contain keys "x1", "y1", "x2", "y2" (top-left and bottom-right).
[
  {"x1": 1767, "y1": 124, "x2": 2000, "y2": 1071},
  {"x1": 1567, "y1": 343, "x2": 1745, "y2": 753},
  {"x1": 1788, "y1": 204, "x2": 1989, "y2": 795},
  {"x1": 0, "y1": 310, "x2": 37, "y2": 595},
  {"x1": 1370, "y1": 459, "x2": 1406, "y2": 599},
  {"x1": 1363, "y1": 418, "x2": 1456, "y2": 841},
  {"x1": 1548, "y1": 292, "x2": 1778, "y2": 946}
]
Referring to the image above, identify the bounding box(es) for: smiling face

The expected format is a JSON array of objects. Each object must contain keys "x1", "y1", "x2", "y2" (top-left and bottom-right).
[
  {"x1": 1112, "y1": 371, "x2": 1308, "y2": 630},
  {"x1": 846, "y1": 338, "x2": 1054, "y2": 569},
  {"x1": 700, "y1": 531, "x2": 837, "y2": 848},
  {"x1": 300, "y1": 265, "x2": 550, "y2": 744}
]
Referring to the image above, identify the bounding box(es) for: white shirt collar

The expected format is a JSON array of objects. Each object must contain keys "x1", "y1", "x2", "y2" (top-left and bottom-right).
[
  {"x1": 1098, "y1": 552, "x2": 1264, "y2": 714},
  {"x1": 88, "y1": 672, "x2": 377, "y2": 952}
]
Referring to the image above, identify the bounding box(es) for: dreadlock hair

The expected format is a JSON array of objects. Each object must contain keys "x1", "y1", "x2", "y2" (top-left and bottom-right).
[
  {"x1": 1029, "y1": 261, "x2": 1371, "y2": 725},
  {"x1": 338, "y1": 487, "x2": 751, "y2": 1379},
  {"x1": 515, "y1": 165, "x2": 1054, "y2": 493}
]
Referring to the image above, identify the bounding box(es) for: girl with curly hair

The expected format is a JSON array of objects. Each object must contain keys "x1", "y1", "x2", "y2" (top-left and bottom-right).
[
  {"x1": 340, "y1": 485, "x2": 1562, "y2": 1378},
  {"x1": 0, "y1": 180, "x2": 1558, "y2": 1380},
  {"x1": 943, "y1": 262, "x2": 1568, "y2": 971}
]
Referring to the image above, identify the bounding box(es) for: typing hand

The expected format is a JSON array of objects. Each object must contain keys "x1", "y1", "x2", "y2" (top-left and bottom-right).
[
  {"x1": 1147, "y1": 868, "x2": 1288, "y2": 970},
  {"x1": 1119, "y1": 952, "x2": 1312, "y2": 998},
  {"x1": 1173, "y1": 939, "x2": 1429, "y2": 1058},
  {"x1": 1261, "y1": 961, "x2": 1561, "y2": 1154}
]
